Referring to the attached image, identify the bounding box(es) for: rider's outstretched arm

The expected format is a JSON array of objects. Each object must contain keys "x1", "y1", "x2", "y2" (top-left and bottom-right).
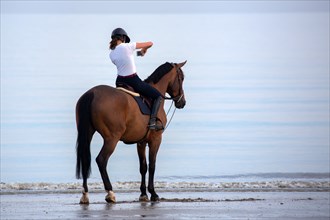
[{"x1": 136, "y1": 42, "x2": 153, "y2": 56}]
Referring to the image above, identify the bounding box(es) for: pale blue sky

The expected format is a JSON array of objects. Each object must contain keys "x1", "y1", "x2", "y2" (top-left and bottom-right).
[{"x1": 2, "y1": 1, "x2": 329, "y2": 14}]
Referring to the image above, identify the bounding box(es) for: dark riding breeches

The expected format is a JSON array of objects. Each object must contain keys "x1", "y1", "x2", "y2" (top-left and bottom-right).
[{"x1": 116, "y1": 74, "x2": 162, "y2": 100}]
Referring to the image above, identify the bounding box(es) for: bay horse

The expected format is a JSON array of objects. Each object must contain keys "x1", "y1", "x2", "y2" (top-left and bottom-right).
[{"x1": 75, "y1": 61, "x2": 187, "y2": 204}]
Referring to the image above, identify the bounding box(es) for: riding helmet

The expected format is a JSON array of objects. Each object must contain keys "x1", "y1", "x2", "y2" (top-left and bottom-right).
[{"x1": 111, "y1": 28, "x2": 130, "y2": 43}]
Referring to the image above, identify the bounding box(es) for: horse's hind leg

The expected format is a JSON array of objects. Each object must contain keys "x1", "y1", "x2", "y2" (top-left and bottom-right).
[
  {"x1": 80, "y1": 178, "x2": 89, "y2": 204},
  {"x1": 96, "y1": 137, "x2": 118, "y2": 203},
  {"x1": 78, "y1": 128, "x2": 95, "y2": 205},
  {"x1": 137, "y1": 142, "x2": 148, "y2": 201}
]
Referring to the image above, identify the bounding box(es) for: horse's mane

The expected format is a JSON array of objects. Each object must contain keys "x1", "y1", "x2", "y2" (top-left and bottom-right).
[{"x1": 144, "y1": 62, "x2": 174, "y2": 84}]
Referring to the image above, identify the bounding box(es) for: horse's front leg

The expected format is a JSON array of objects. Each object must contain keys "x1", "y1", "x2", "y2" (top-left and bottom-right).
[
  {"x1": 137, "y1": 142, "x2": 148, "y2": 201},
  {"x1": 148, "y1": 138, "x2": 161, "y2": 201}
]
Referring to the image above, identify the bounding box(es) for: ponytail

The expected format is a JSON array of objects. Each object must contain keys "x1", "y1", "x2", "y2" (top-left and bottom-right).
[
  {"x1": 109, "y1": 35, "x2": 125, "y2": 50},
  {"x1": 109, "y1": 38, "x2": 118, "y2": 50}
]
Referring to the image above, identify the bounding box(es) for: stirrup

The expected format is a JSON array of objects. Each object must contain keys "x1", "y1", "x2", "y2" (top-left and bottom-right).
[{"x1": 148, "y1": 118, "x2": 164, "y2": 131}]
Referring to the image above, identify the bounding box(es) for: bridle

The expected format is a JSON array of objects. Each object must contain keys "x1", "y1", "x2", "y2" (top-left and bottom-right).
[
  {"x1": 163, "y1": 63, "x2": 185, "y2": 130},
  {"x1": 164, "y1": 63, "x2": 184, "y2": 103}
]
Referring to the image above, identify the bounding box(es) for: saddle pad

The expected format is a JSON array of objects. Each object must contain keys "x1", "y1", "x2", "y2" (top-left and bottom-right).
[
  {"x1": 116, "y1": 87, "x2": 151, "y2": 115},
  {"x1": 117, "y1": 87, "x2": 140, "y2": 97},
  {"x1": 133, "y1": 96, "x2": 151, "y2": 115}
]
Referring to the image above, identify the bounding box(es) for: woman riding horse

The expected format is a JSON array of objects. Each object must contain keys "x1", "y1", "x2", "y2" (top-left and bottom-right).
[
  {"x1": 109, "y1": 27, "x2": 163, "y2": 130},
  {"x1": 75, "y1": 28, "x2": 187, "y2": 204}
]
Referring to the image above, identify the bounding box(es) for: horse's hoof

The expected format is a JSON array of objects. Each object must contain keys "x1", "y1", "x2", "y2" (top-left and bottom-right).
[
  {"x1": 80, "y1": 192, "x2": 89, "y2": 204},
  {"x1": 105, "y1": 191, "x2": 116, "y2": 203},
  {"x1": 150, "y1": 195, "x2": 160, "y2": 202},
  {"x1": 139, "y1": 195, "x2": 149, "y2": 202},
  {"x1": 80, "y1": 199, "x2": 89, "y2": 205}
]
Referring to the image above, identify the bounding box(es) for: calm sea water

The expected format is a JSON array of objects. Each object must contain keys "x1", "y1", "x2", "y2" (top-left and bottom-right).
[{"x1": 1, "y1": 8, "x2": 329, "y2": 184}]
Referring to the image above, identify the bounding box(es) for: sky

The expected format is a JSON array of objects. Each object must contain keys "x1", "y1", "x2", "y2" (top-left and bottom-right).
[{"x1": 1, "y1": 0, "x2": 329, "y2": 14}]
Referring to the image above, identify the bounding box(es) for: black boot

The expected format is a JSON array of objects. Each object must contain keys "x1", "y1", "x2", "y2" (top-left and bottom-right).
[{"x1": 148, "y1": 97, "x2": 163, "y2": 130}]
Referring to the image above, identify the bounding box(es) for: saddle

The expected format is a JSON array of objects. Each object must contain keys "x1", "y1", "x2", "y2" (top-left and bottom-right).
[{"x1": 116, "y1": 83, "x2": 152, "y2": 115}]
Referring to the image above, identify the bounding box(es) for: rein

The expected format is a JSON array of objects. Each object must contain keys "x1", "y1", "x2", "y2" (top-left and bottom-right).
[{"x1": 164, "y1": 100, "x2": 176, "y2": 130}]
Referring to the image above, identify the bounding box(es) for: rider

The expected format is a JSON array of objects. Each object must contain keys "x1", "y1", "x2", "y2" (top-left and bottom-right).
[{"x1": 109, "y1": 27, "x2": 163, "y2": 130}]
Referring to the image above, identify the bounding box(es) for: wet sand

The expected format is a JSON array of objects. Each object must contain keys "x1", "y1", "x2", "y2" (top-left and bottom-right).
[{"x1": 1, "y1": 190, "x2": 329, "y2": 219}]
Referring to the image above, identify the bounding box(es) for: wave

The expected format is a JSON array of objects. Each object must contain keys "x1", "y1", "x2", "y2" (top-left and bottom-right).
[
  {"x1": 1, "y1": 180, "x2": 329, "y2": 194},
  {"x1": 160, "y1": 172, "x2": 330, "y2": 181},
  {"x1": 1, "y1": 173, "x2": 329, "y2": 194}
]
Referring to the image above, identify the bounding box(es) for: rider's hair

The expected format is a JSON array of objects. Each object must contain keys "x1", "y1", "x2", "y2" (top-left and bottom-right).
[{"x1": 109, "y1": 35, "x2": 125, "y2": 50}]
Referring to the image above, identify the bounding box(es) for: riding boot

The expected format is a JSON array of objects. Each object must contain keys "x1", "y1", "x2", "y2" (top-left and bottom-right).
[{"x1": 148, "y1": 96, "x2": 163, "y2": 130}]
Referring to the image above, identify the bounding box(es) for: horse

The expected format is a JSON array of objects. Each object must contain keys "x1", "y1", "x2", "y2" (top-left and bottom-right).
[{"x1": 75, "y1": 61, "x2": 187, "y2": 204}]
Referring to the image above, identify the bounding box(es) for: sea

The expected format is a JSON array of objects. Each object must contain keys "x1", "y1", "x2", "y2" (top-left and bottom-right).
[{"x1": 1, "y1": 2, "x2": 329, "y2": 193}]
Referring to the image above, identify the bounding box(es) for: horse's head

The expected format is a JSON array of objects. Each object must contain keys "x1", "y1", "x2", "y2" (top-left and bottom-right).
[{"x1": 167, "y1": 61, "x2": 187, "y2": 109}]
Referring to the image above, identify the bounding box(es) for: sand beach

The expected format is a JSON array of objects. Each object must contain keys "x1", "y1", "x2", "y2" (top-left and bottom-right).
[{"x1": 1, "y1": 188, "x2": 329, "y2": 219}]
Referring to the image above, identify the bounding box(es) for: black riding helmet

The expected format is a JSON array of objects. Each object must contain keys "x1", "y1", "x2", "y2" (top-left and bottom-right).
[{"x1": 111, "y1": 28, "x2": 130, "y2": 43}]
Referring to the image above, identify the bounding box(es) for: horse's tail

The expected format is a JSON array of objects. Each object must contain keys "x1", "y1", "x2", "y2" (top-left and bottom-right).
[{"x1": 75, "y1": 91, "x2": 95, "y2": 179}]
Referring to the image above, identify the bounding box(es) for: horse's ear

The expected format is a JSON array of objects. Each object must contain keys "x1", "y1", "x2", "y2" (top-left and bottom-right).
[{"x1": 178, "y1": 60, "x2": 187, "y2": 68}]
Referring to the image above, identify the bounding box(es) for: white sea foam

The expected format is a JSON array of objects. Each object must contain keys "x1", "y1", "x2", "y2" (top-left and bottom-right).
[
  {"x1": 1, "y1": 173, "x2": 329, "y2": 193},
  {"x1": 1, "y1": 180, "x2": 329, "y2": 194}
]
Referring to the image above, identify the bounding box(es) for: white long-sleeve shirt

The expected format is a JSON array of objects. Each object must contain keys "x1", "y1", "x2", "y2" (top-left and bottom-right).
[{"x1": 110, "y1": 42, "x2": 137, "y2": 77}]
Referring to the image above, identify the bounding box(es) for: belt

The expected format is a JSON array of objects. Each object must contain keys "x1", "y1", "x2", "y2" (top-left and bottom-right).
[{"x1": 117, "y1": 73, "x2": 137, "y2": 78}]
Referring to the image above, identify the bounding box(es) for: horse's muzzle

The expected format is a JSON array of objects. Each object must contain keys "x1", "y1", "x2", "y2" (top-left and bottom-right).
[{"x1": 175, "y1": 98, "x2": 186, "y2": 109}]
